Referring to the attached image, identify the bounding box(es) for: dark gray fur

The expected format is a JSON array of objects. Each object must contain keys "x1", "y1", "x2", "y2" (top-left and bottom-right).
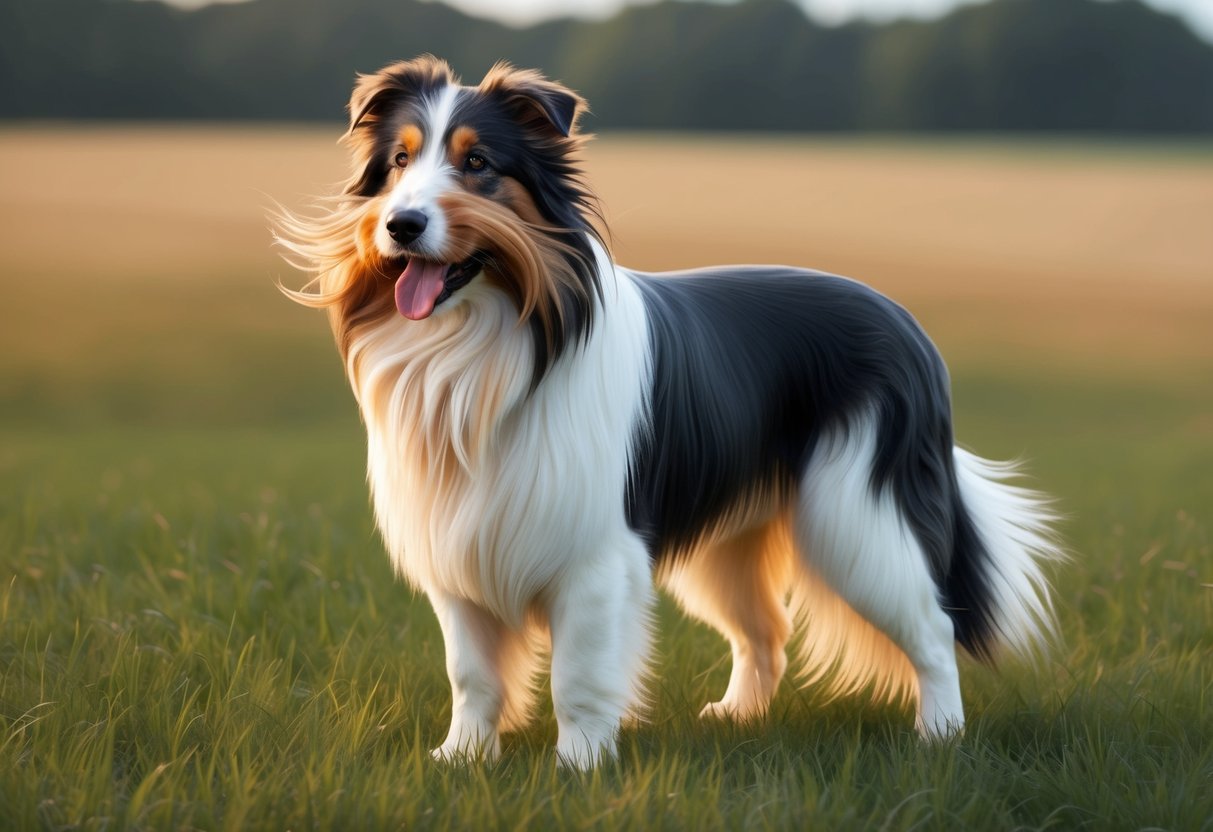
[{"x1": 626, "y1": 267, "x2": 998, "y2": 659}]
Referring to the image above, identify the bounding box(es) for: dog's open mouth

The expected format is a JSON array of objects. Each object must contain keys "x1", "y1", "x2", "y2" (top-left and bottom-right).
[{"x1": 393, "y1": 256, "x2": 482, "y2": 320}]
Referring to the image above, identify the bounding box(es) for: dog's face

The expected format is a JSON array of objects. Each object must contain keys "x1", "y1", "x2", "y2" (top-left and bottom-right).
[{"x1": 340, "y1": 56, "x2": 600, "y2": 349}]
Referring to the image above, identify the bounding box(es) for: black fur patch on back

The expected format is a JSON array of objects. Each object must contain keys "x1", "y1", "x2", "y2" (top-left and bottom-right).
[{"x1": 628, "y1": 268, "x2": 951, "y2": 565}]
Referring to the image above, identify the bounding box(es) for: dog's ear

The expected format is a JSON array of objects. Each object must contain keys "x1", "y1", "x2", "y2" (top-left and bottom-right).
[
  {"x1": 346, "y1": 55, "x2": 457, "y2": 134},
  {"x1": 347, "y1": 74, "x2": 393, "y2": 135},
  {"x1": 480, "y1": 63, "x2": 586, "y2": 138}
]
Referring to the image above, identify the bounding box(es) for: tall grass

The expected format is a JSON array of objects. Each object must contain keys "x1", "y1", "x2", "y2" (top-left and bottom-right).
[
  {"x1": 3, "y1": 378, "x2": 1211, "y2": 829},
  {"x1": 1, "y1": 130, "x2": 1211, "y2": 829}
]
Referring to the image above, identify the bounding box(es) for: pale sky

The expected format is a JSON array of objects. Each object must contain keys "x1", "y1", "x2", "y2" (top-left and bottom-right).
[{"x1": 159, "y1": 0, "x2": 1213, "y2": 43}]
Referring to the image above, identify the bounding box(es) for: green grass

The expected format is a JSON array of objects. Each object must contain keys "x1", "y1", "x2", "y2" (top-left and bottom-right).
[
  {"x1": 3, "y1": 365, "x2": 1212, "y2": 829},
  {"x1": 2, "y1": 130, "x2": 1212, "y2": 829}
]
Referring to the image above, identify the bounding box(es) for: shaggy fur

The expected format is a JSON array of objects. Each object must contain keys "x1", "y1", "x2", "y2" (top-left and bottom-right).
[{"x1": 276, "y1": 56, "x2": 1064, "y2": 769}]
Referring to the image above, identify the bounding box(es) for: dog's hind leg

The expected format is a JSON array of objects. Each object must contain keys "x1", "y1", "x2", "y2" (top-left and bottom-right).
[
  {"x1": 792, "y1": 415, "x2": 965, "y2": 738},
  {"x1": 496, "y1": 616, "x2": 547, "y2": 735},
  {"x1": 547, "y1": 532, "x2": 654, "y2": 769},
  {"x1": 662, "y1": 518, "x2": 794, "y2": 721}
]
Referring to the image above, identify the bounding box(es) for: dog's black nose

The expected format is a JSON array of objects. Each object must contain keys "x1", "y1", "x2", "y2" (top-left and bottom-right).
[{"x1": 385, "y1": 209, "x2": 428, "y2": 245}]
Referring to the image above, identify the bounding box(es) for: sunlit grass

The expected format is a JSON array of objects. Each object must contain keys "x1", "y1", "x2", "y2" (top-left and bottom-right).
[
  {"x1": 3, "y1": 367, "x2": 1211, "y2": 829},
  {"x1": 1, "y1": 130, "x2": 1211, "y2": 828}
]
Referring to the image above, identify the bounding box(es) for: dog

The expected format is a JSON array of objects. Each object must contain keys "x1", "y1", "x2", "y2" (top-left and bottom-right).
[{"x1": 276, "y1": 56, "x2": 1063, "y2": 769}]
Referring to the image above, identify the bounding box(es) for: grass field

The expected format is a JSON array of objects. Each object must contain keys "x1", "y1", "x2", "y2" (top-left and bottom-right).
[{"x1": 1, "y1": 126, "x2": 1211, "y2": 829}]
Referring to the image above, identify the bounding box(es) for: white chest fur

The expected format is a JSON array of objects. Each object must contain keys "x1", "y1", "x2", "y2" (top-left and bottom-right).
[{"x1": 350, "y1": 264, "x2": 651, "y2": 626}]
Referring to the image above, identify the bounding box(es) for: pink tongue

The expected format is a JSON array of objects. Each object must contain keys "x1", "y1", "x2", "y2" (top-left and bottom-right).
[{"x1": 394, "y1": 259, "x2": 449, "y2": 320}]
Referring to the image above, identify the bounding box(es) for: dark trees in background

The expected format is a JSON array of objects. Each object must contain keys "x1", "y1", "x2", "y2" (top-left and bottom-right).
[{"x1": 2, "y1": 0, "x2": 1211, "y2": 131}]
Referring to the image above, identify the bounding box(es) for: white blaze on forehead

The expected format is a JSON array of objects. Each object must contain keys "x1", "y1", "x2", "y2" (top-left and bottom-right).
[
  {"x1": 377, "y1": 82, "x2": 465, "y2": 259},
  {"x1": 417, "y1": 82, "x2": 462, "y2": 168}
]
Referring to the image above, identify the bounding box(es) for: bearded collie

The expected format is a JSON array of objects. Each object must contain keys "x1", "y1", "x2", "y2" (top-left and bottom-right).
[{"x1": 276, "y1": 56, "x2": 1063, "y2": 769}]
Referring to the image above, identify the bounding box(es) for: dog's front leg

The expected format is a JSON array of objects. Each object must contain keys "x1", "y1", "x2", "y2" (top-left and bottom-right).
[
  {"x1": 547, "y1": 539, "x2": 653, "y2": 769},
  {"x1": 429, "y1": 592, "x2": 507, "y2": 763}
]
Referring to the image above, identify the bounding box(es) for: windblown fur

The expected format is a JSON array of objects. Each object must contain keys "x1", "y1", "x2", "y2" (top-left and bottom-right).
[{"x1": 276, "y1": 56, "x2": 1065, "y2": 768}]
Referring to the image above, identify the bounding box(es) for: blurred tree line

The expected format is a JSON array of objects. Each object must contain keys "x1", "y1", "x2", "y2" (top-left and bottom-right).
[{"x1": 2, "y1": 0, "x2": 1211, "y2": 131}]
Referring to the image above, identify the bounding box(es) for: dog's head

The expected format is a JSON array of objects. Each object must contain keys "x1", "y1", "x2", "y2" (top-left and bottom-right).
[{"x1": 282, "y1": 56, "x2": 603, "y2": 377}]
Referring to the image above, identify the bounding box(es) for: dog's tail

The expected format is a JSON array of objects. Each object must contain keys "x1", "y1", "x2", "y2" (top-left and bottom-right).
[{"x1": 943, "y1": 448, "x2": 1065, "y2": 661}]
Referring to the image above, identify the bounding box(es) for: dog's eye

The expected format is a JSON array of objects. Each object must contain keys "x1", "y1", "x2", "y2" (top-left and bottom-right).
[
  {"x1": 465, "y1": 153, "x2": 488, "y2": 173},
  {"x1": 393, "y1": 151, "x2": 409, "y2": 169}
]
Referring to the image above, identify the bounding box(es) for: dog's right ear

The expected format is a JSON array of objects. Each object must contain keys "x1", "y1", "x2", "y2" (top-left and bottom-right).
[
  {"x1": 346, "y1": 55, "x2": 457, "y2": 134},
  {"x1": 346, "y1": 74, "x2": 393, "y2": 135}
]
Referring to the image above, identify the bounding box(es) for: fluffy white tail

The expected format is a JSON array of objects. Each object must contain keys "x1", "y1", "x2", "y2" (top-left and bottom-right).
[{"x1": 949, "y1": 448, "x2": 1065, "y2": 658}]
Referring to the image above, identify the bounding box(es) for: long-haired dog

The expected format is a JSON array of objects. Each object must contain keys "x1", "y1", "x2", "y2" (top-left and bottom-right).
[{"x1": 277, "y1": 56, "x2": 1063, "y2": 769}]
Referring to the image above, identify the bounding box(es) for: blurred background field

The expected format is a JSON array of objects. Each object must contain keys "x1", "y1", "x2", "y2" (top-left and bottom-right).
[
  {"x1": 3, "y1": 126, "x2": 1212, "y2": 426},
  {"x1": 2, "y1": 0, "x2": 1213, "y2": 827}
]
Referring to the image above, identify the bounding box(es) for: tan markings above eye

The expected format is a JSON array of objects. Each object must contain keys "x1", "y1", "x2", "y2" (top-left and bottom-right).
[
  {"x1": 450, "y1": 126, "x2": 479, "y2": 159},
  {"x1": 398, "y1": 124, "x2": 423, "y2": 160}
]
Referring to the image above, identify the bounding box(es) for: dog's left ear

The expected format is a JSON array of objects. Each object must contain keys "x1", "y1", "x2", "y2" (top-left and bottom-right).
[{"x1": 480, "y1": 63, "x2": 586, "y2": 138}]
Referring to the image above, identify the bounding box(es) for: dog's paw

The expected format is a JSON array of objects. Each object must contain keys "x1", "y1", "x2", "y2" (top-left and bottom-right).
[
  {"x1": 430, "y1": 736, "x2": 499, "y2": 764},
  {"x1": 914, "y1": 714, "x2": 965, "y2": 742},
  {"x1": 555, "y1": 732, "x2": 616, "y2": 771},
  {"x1": 699, "y1": 700, "x2": 764, "y2": 722}
]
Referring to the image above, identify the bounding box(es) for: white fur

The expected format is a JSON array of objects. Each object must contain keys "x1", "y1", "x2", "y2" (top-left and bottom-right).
[
  {"x1": 793, "y1": 413, "x2": 965, "y2": 737},
  {"x1": 353, "y1": 239, "x2": 654, "y2": 766},
  {"x1": 952, "y1": 448, "x2": 1064, "y2": 655},
  {"x1": 374, "y1": 83, "x2": 460, "y2": 258}
]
